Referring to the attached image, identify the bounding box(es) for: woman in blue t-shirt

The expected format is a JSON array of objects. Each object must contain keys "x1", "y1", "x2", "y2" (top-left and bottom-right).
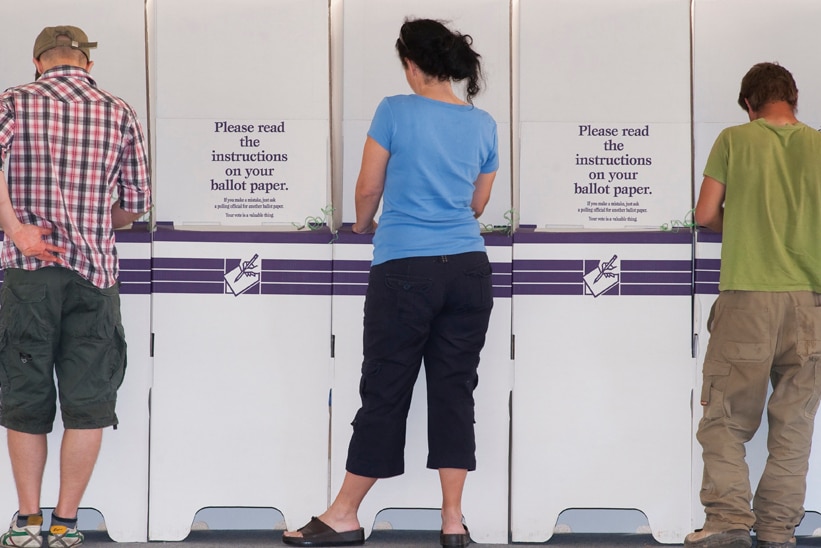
[{"x1": 284, "y1": 18, "x2": 498, "y2": 548}]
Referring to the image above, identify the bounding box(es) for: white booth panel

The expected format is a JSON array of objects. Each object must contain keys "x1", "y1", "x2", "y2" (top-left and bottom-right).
[
  {"x1": 149, "y1": 228, "x2": 333, "y2": 540},
  {"x1": 519, "y1": 122, "x2": 691, "y2": 230},
  {"x1": 152, "y1": 0, "x2": 328, "y2": 120},
  {"x1": 510, "y1": 231, "x2": 694, "y2": 544},
  {"x1": 329, "y1": 232, "x2": 512, "y2": 543},
  {"x1": 154, "y1": 117, "x2": 330, "y2": 227},
  {"x1": 693, "y1": 0, "x2": 821, "y2": 127},
  {"x1": 0, "y1": 228, "x2": 152, "y2": 542},
  {"x1": 340, "y1": 0, "x2": 512, "y2": 226},
  {"x1": 519, "y1": 0, "x2": 691, "y2": 123},
  {"x1": 151, "y1": 0, "x2": 330, "y2": 226},
  {"x1": 518, "y1": 0, "x2": 691, "y2": 230},
  {"x1": 693, "y1": 0, "x2": 821, "y2": 208},
  {"x1": 0, "y1": 0, "x2": 147, "y2": 118}
]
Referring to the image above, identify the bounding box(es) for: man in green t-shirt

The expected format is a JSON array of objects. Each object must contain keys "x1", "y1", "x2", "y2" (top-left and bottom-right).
[{"x1": 686, "y1": 63, "x2": 821, "y2": 548}]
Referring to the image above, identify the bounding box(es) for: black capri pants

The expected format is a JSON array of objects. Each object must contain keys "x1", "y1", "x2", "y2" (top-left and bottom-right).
[{"x1": 345, "y1": 251, "x2": 493, "y2": 478}]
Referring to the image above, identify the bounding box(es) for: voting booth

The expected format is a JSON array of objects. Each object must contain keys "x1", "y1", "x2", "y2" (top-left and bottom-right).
[
  {"x1": 332, "y1": 1, "x2": 512, "y2": 541},
  {"x1": 149, "y1": 0, "x2": 331, "y2": 228},
  {"x1": 692, "y1": 0, "x2": 821, "y2": 527},
  {"x1": 146, "y1": 0, "x2": 334, "y2": 540},
  {"x1": 517, "y1": 0, "x2": 692, "y2": 231},
  {"x1": 148, "y1": 227, "x2": 333, "y2": 540},
  {"x1": 330, "y1": 231, "x2": 512, "y2": 543},
  {"x1": 0, "y1": 228, "x2": 152, "y2": 543},
  {"x1": 0, "y1": 1, "x2": 150, "y2": 541},
  {"x1": 511, "y1": 0, "x2": 694, "y2": 543},
  {"x1": 339, "y1": 0, "x2": 512, "y2": 228},
  {"x1": 510, "y1": 230, "x2": 694, "y2": 543}
]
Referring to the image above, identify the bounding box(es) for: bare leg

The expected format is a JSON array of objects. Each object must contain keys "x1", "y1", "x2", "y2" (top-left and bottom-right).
[
  {"x1": 53, "y1": 428, "x2": 102, "y2": 518},
  {"x1": 283, "y1": 471, "x2": 376, "y2": 538},
  {"x1": 7, "y1": 430, "x2": 48, "y2": 515},
  {"x1": 439, "y1": 468, "x2": 467, "y2": 535}
]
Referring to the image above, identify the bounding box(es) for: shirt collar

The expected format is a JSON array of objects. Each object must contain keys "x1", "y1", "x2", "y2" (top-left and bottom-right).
[{"x1": 39, "y1": 65, "x2": 97, "y2": 87}]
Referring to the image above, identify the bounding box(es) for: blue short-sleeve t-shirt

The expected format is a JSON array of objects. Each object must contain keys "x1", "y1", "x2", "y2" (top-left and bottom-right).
[{"x1": 366, "y1": 94, "x2": 499, "y2": 265}]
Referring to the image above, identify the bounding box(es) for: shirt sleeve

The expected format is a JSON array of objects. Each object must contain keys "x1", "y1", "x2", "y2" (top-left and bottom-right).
[
  {"x1": 703, "y1": 128, "x2": 730, "y2": 185},
  {"x1": 117, "y1": 110, "x2": 152, "y2": 213},
  {"x1": 481, "y1": 120, "x2": 499, "y2": 174},
  {"x1": 366, "y1": 97, "x2": 394, "y2": 152},
  {"x1": 0, "y1": 93, "x2": 15, "y2": 171}
]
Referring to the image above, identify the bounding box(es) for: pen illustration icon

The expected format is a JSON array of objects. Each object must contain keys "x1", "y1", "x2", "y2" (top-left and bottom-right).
[
  {"x1": 594, "y1": 254, "x2": 618, "y2": 283},
  {"x1": 234, "y1": 253, "x2": 259, "y2": 282}
]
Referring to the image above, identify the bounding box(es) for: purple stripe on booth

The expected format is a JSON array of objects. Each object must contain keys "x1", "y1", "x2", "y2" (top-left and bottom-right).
[
  {"x1": 152, "y1": 281, "x2": 226, "y2": 294},
  {"x1": 695, "y1": 283, "x2": 720, "y2": 295},
  {"x1": 153, "y1": 270, "x2": 226, "y2": 282},
  {"x1": 260, "y1": 284, "x2": 332, "y2": 296},
  {"x1": 493, "y1": 286, "x2": 512, "y2": 298},
  {"x1": 262, "y1": 259, "x2": 332, "y2": 271},
  {"x1": 621, "y1": 260, "x2": 692, "y2": 271},
  {"x1": 514, "y1": 271, "x2": 581, "y2": 283},
  {"x1": 333, "y1": 285, "x2": 368, "y2": 296},
  {"x1": 333, "y1": 272, "x2": 370, "y2": 284},
  {"x1": 513, "y1": 259, "x2": 584, "y2": 271},
  {"x1": 697, "y1": 231, "x2": 722, "y2": 243},
  {"x1": 514, "y1": 229, "x2": 693, "y2": 244},
  {"x1": 154, "y1": 257, "x2": 224, "y2": 270},
  {"x1": 621, "y1": 285, "x2": 693, "y2": 296},
  {"x1": 514, "y1": 284, "x2": 584, "y2": 296},
  {"x1": 621, "y1": 272, "x2": 692, "y2": 284},
  {"x1": 153, "y1": 225, "x2": 334, "y2": 244},
  {"x1": 695, "y1": 258, "x2": 721, "y2": 270},
  {"x1": 261, "y1": 271, "x2": 332, "y2": 283},
  {"x1": 695, "y1": 270, "x2": 720, "y2": 283},
  {"x1": 119, "y1": 284, "x2": 151, "y2": 295},
  {"x1": 118, "y1": 270, "x2": 151, "y2": 283},
  {"x1": 333, "y1": 260, "x2": 371, "y2": 271}
]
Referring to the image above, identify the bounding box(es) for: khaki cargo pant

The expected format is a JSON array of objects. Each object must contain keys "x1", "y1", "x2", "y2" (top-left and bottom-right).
[{"x1": 697, "y1": 290, "x2": 821, "y2": 543}]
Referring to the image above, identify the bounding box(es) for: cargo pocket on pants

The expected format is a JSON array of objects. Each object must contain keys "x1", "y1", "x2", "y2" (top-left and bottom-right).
[
  {"x1": 701, "y1": 360, "x2": 731, "y2": 419},
  {"x1": 796, "y1": 304, "x2": 821, "y2": 418}
]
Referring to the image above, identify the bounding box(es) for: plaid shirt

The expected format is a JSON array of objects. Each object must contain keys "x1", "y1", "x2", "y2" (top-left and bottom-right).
[{"x1": 0, "y1": 65, "x2": 151, "y2": 288}]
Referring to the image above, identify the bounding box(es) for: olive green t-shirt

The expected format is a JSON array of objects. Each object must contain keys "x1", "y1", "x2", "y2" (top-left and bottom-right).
[{"x1": 704, "y1": 118, "x2": 821, "y2": 292}]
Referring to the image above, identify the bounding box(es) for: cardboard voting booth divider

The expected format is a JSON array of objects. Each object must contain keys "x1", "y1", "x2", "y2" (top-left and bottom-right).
[
  {"x1": 0, "y1": 228, "x2": 152, "y2": 542},
  {"x1": 340, "y1": 0, "x2": 512, "y2": 228},
  {"x1": 0, "y1": 1, "x2": 150, "y2": 540},
  {"x1": 692, "y1": 0, "x2": 821, "y2": 526},
  {"x1": 517, "y1": 0, "x2": 692, "y2": 231},
  {"x1": 149, "y1": 0, "x2": 331, "y2": 228},
  {"x1": 148, "y1": 227, "x2": 333, "y2": 540},
  {"x1": 510, "y1": 230, "x2": 695, "y2": 544},
  {"x1": 329, "y1": 231, "x2": 512, "y2": 543}
]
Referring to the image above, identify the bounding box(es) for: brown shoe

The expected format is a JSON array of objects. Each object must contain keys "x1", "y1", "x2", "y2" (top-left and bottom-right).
[{"x1": 684, "y1": 529, "x2": 752, "y2": 548}]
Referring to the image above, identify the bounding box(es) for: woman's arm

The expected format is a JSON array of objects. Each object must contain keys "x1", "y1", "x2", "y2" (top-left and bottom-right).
[
  {"x1": 352, "y1": 137, "x2": 390, "y2": 234},
  {"x1": 470, "y1": 171, "x2": 497, "y2": 218}
]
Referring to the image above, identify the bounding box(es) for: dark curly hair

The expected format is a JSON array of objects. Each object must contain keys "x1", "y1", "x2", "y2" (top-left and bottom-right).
[{"x1": 395, "y1": 18, "x2": 484, "y2": 104}]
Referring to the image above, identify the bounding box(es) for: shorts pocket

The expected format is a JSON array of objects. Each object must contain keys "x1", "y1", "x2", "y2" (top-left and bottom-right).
[{"x1": 0, "y1": 283, "x2": 51, "y2": 345}]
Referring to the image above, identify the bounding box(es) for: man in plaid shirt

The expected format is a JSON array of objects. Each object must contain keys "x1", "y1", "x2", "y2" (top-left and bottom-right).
[{"x1": 0, "y1": 26, "x2": 150, "y2": 547}]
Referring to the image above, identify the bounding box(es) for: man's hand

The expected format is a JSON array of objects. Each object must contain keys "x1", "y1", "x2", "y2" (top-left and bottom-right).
[{"x1": 8, "y1": 224, "x2": 65, "y2": 263}]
